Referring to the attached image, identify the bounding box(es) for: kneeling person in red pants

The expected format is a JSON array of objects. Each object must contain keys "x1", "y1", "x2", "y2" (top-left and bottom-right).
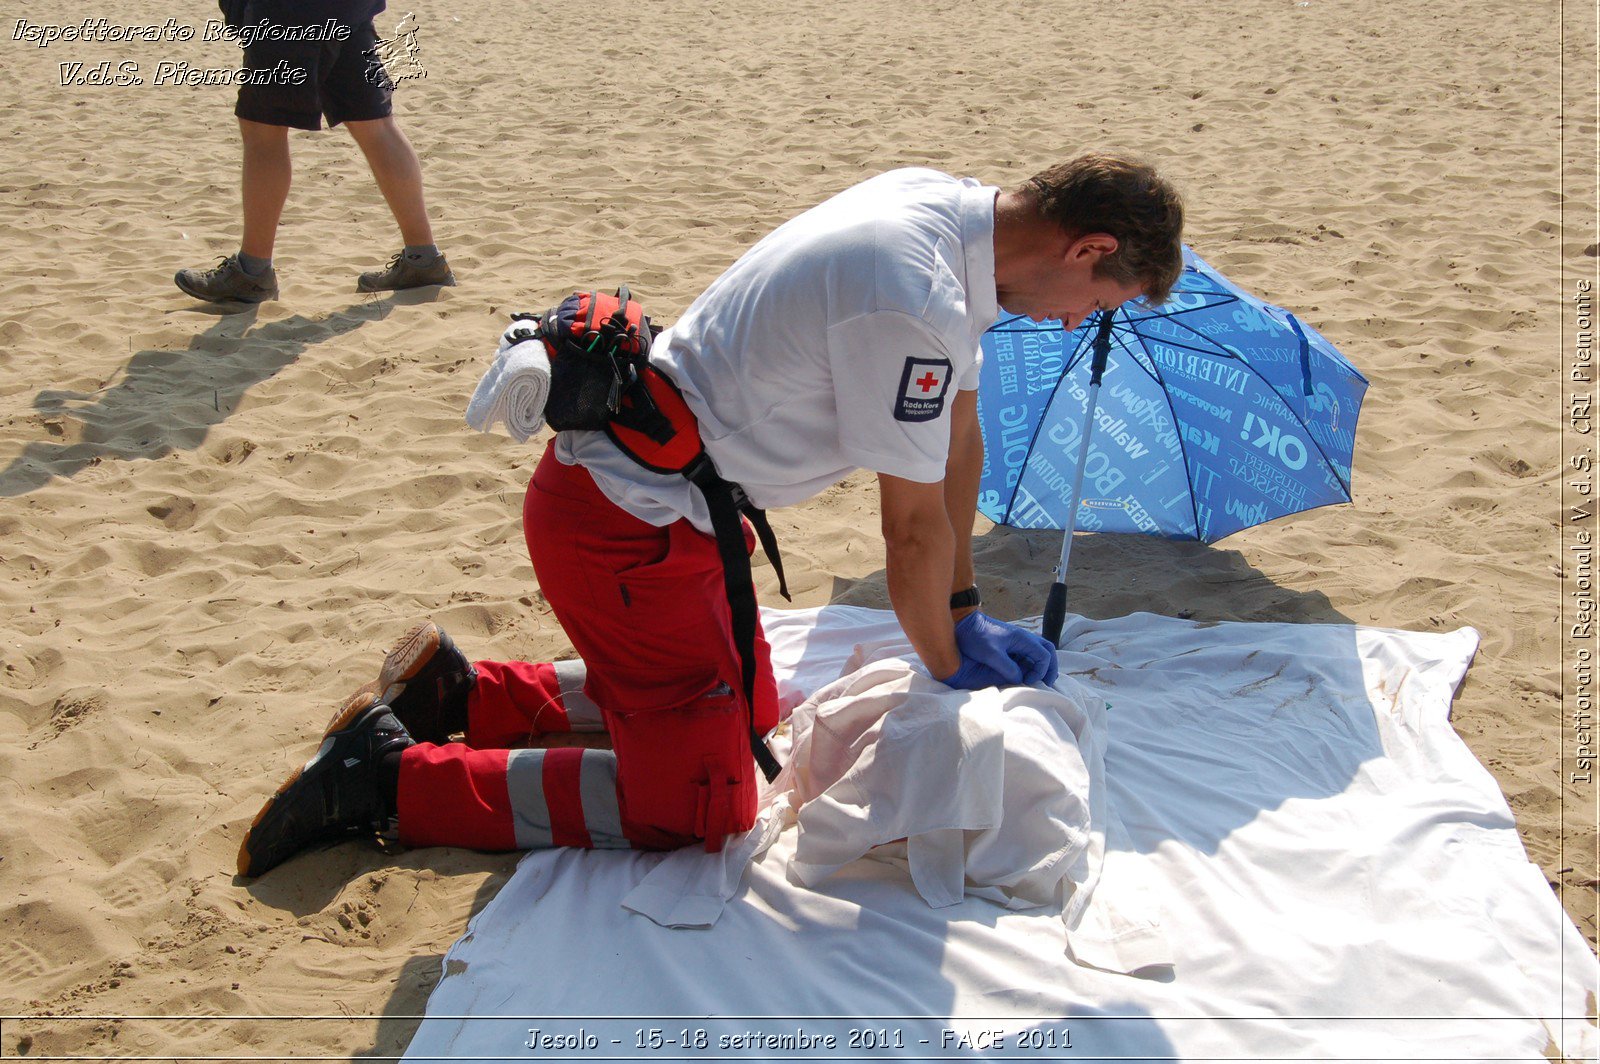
[
  {"x1": 239, "y1": 443, "x2": 779, "y2": 876},
  {"x1": 237, "y1": 155, "x2": 1185, "y2": 877}
]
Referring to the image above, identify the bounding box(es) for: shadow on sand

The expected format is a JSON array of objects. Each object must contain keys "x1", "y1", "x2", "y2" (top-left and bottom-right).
[
  {"x1": 826, "y1": 521, "x2": 1356, "y2": 627},
  {"x1": 0, "y1": 289, "x2": 443, "y2": 498}
]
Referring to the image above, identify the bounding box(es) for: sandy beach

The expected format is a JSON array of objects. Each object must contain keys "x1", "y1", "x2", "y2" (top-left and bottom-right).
[{"x1": 0, "y1": 0, "x2": 1595, "y2": 1057}]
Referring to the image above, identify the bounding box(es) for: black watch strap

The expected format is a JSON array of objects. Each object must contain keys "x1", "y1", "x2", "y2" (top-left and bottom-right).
[{"x1": 949, "y1": 586, "x2": 980, "y2": 610}]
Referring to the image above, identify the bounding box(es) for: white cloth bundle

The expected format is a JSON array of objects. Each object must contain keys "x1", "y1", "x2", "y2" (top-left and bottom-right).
[
  {"x1": 781, "y1": 658, "x2": 1105, "y2": 914},
  {"x1": 619, "y1": 652, "x2": 1164, "y2": 971},
  {"x1": 464, "y1": 322, "x2": 551, "y2": 442}
]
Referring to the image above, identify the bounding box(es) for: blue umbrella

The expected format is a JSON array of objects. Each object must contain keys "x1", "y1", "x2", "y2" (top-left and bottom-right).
[{"x1": 976, "y1": 246, "x2": 1368, "y2": 644}]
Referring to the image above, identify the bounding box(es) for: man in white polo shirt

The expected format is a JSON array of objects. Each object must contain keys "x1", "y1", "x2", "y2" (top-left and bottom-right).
[{"x1": 238, "y1": 154, "x2": 1185, "y2": 878}]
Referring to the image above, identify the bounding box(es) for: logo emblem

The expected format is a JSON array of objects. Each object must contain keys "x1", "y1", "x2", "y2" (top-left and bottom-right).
[{"x1": 894, "y1": 357, "x2": 953, "y2": 423}]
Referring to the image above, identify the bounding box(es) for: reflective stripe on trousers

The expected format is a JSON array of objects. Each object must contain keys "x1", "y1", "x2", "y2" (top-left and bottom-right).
[{"x1": 395, "y1": 444, "x2": 778, "y2": 853}]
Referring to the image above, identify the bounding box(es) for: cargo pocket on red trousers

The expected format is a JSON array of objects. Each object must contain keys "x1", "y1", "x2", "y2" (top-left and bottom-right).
[{"x1": 606, "y1": 677, "x2": 754, "y2": 851}]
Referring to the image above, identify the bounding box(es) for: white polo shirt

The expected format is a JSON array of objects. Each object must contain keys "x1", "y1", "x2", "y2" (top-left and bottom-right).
[{"x1": 556, "y1": 168, "x2": 1000, "y2": 531}]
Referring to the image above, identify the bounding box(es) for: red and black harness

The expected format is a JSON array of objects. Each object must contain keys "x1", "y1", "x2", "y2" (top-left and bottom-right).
[{"x1": 514, "y1": 286, "x2": 788, "y2": 782}]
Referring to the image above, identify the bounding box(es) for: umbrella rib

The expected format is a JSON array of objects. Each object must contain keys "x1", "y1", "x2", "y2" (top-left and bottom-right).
[
  {"x1": 1000, "y1": 325, "x2": 1098, "y2": 524},
  {"x1": 1107, "y1": 321, "x2": 1169, "y2": 389},
  {"x1": 1300, "y1": 420, "x2": 1354, "y2": 497},
  {"x1": 1128, "y1": 312, "x2": 1355, "y2": 499},
  {"x1": 1092, "y1": 321, "x2": 1204, "y2": 539},
  {"x1": 1129, "y1": 301, "x2": 1255, "y2": 358},
  {"x1": 1111, "y1": 324, "x2": 1206, "y2": 540},
  {"x1": 1119, "y1": 320, "x2": 1359, "y2": 541}
]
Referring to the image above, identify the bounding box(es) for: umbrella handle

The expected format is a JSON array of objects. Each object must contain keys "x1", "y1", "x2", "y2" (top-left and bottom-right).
[
  {"x1": 1042, "y1": 582, "x2": 1068, "y2": 647},
  {"x1": 1040, "y1": 315, "x2": 1114, "y2": 651}
]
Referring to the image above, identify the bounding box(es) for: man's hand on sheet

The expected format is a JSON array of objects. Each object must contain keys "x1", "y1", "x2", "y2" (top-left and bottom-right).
[{"x1": 941, "y1": 611, "x2": 1060, "y2": 690}]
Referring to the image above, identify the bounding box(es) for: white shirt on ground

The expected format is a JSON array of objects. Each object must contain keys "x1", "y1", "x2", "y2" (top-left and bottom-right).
[{"x1": 555, "y1": 168, "x2": 1000, "y2": 531}]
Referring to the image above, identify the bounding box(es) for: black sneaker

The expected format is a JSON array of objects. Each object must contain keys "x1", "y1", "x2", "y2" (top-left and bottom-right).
[
  {"x1": 356, "y1": 250, "x2": 455, "y2": 293},
  {"x1": 374, "y1": 621, "x2": 475, "y2": 745},
  {"x1": 236, "y1": 691, "x2": 413, "y2": 878},
  {"x1": 174, "y1": 254, "x2": 279, "y2": 303}
]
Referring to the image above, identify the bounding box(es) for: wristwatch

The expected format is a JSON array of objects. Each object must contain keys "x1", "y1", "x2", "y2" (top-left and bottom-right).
[{"x1": 949, "y1": 586, "x2": 980, "y2": 610}]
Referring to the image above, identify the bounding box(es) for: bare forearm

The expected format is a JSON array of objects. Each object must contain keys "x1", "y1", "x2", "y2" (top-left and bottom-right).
[
  {"x1": 885, "y1": 520, "x2": 962, "y2": 680},
  {"x1": 944, "y1": 446, "x2": 979, "y2": 582},
  {"x1": 944, "y1": 390, "x2": 983, "y2": 616},
  {"x1": 880, "y1": 391, "x2": 981, "y2": 680}
]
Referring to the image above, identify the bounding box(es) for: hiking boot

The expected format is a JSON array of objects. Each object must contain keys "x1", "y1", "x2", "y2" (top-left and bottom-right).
[
  {"x1": 356, "y1": 250, "x2": 456, "y2": 293},
  {"x1": 174, "y1": 254, "x2": 278, "y2": 303},
  {"x1": 371, "y1": 620, "x2": 475, "y2": 745},
  {"x1": 236, "y1": 690, "x2": 413, "y2": 878}
]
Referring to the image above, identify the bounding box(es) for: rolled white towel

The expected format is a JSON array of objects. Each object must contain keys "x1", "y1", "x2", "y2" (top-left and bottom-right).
[{"x1": 465, "y1": 322, "x2": 551, "y2": 442}]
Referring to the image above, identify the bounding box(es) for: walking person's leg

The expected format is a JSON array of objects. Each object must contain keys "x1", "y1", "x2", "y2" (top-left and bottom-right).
[
  {"x1": 173, "y1": 3, "x2": 328, "y2": 305},
  {"x1": 343, "y1": 116, "x2": 454, "y2": 291},
  {"x1": 345, "y1": 117, "x2": 432, "y2": 248},
  {"x1": 323, "y1": 18, "x2": 454, "y2": 292},
  {"x1": 173, "y1": 116, "x2": 293, "y2": 304},
  {"x1": 238, "y1": 119, "x2": 292, "y2": 262}
]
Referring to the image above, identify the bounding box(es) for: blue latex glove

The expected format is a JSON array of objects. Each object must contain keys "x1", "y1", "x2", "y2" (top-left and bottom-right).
[{"x1": 942, "y1": 611, "x2": 1060, "y2": 690}]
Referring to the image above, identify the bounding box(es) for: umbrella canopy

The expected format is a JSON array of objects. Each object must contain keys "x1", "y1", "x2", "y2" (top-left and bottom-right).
[
  {"x1": 978, "y1": 246, "x2": 1366, "y2": 540},
  {"x1": 975, "y1": 246, "x2": 1367, "y2": 639}
]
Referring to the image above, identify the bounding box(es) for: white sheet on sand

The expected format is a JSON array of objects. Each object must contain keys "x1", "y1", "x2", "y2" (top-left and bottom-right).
[{"x1": 403, "y1": 607, "x2": 1598, "y2": 1061}]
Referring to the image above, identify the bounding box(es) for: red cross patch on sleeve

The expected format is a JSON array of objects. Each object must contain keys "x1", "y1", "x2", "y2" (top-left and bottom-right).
[{"x1": 894, "y1": 357, "x2": 953, "y2": 423}]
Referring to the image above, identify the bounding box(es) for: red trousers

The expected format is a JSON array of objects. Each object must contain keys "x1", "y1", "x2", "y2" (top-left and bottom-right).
[{"x1": 396, "y1": 443, "x2": 778, "y2": 852}]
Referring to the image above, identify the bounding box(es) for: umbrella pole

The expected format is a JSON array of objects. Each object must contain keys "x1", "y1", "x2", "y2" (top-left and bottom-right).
[{"x1": 1042, "y1": 312, "x2": 1116, "y2": 646}]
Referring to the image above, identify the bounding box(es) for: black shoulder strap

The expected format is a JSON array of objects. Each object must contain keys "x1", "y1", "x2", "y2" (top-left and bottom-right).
[
  {"x1": 743, "y1": 505, "x2": 789, "y2": 604},
  {"x1": 682, "y1": 455, "x2": 788, "y2": 783}
]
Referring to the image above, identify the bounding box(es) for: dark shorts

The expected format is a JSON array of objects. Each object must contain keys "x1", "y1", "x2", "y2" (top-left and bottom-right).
[{"x1": 233, "y1": 15, "x2": 393, "y2": 131}]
